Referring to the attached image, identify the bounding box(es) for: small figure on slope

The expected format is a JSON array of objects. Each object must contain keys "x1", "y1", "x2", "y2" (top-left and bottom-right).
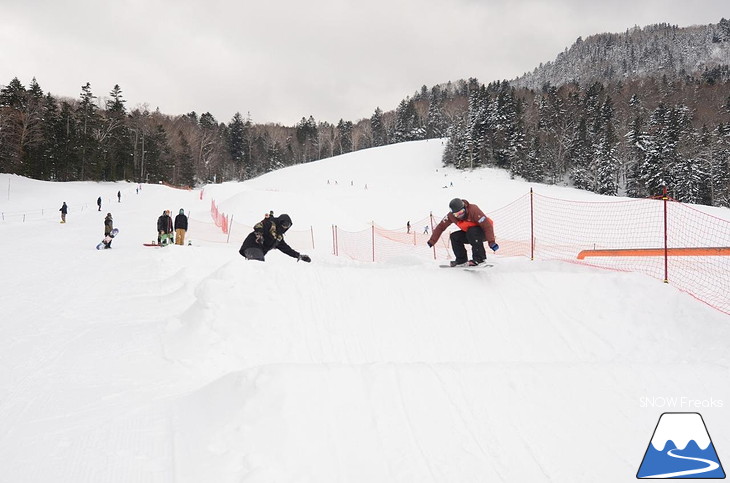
[
  {"x1": 174, "y1": 209, "x2": 188, "y2": 246},
  {"x1": 59, "y1": 202, "x2": 68, "y2": 223},
  {"x1": 157, "y1": 210, "x2": 174, "y2": 245},
  {"x1": 103, "y1": 213, "x2": 114, "y2": 249}
]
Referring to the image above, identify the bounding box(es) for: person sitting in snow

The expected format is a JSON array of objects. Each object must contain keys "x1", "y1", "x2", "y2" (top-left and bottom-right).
[
  {"x1": 427, "y1": 198, "x2": 499, "y2": 267},
  {"x1": 239, "y1": 213, "x2": 311, "y2": 263}
]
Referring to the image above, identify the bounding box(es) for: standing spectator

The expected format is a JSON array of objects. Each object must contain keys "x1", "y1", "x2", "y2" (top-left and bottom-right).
[
  {"x1": 174, "y1": 209, "x2": 188, "y2": 245},
  {"x1": 59, "y1": 202, "x2": 68, "y2": 223},
  {"x1": 97, "y1": 196, "x2": 102, "y2": 211},
  {"x1": 103, "y1": 213, "x2": 114, "y2": 249},
  {"x1": 157, "y1": 210, "x2": 174, "y2": 245},
  {"x1": 407, "y1": 221, "x2": 411, "y2": 234},
  {"x1": 117, "y1": 191, "x2": 121, "y2": 202}
]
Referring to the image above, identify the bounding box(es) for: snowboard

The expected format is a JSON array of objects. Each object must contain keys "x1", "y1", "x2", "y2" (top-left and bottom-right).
[
  {"x1": 144, "y1": 233, "x2": 173, "y2": 247},
  {"x1": 96, "y1": 228, "x2": 119, "y2": 250},
  {"x1": 439, "y1": 262, "x2": 494, "y2": 270}
]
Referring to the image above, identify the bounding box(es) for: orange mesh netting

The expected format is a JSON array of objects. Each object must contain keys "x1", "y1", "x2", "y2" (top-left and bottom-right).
[{"x1": 209, "y1": 193, "x2": 730, "y2": 315}]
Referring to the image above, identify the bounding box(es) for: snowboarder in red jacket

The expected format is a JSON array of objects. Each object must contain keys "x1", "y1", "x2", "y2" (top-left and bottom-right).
[{"x1": 427, "y1": 198, "x2": 499, "y2": 266}]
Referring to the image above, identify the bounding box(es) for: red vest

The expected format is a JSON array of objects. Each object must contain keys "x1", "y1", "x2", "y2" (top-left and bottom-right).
[{"x1": 456, "y1": 219, "x2": 478, "y2": 232}]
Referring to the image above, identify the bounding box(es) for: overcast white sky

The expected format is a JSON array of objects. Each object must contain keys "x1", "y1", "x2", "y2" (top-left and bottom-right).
[{"x1": 0, "y1": 0, "x2": 727, "y2": 126}]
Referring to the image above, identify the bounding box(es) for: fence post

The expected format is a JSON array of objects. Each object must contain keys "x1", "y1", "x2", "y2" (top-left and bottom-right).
[
  {"x1": 663, "y1": 186, "x2": 669, "y2": 283},
  {"x1": 530, "y1": 188, "x2": 535, "y2": 260},
  {"x1": 310, "y1": 226, "x2": 315, "y2": 250},
  {"x1": 429, "y1": 212, "x2": 436, "y2": 259},
  {"x1": 227, "y1": 215, "x2": 233, "y2": 244},
  {"x1": 371, "y1": 223, "x2": 375, "y2": 262}
]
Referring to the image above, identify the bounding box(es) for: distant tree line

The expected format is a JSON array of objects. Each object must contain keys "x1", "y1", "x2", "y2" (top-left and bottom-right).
[
  {"x1": 0, "y1": 77, "x2": 467, "y2": 186},
  {"x1": 444, "y1": 75, "x2": 730, "y2": 206},
  {"x1": 0, "y1": 21, "x2": 729, "y2": 206}
]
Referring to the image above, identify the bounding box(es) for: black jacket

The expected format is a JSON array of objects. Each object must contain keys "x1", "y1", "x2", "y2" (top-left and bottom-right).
[
  {"x1": 239, "y1": 214, "x2": 300, "y2": 259},
  {"x1": 104, "y1": 215, "x2": 114, "y2": 235},
  {"x1": 157, "y1": 214, "x2": 173, "y2": 233},
  {"x1": 174, "y1": 213, "x2": 188, "y2": 231}
]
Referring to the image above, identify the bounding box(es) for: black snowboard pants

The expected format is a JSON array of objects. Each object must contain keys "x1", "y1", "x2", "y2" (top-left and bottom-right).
[
  {"x1": 241, "y1": 247, "x2": 265, "y2": 261},
  {"x1": 450, "y1": 226, "x2": 487, "y2": 263}
]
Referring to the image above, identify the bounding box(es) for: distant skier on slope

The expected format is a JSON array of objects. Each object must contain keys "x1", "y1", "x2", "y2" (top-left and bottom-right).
[
  {"x1": 59, "y1": 202, "x2": 68, "y2": 223},
  {"x1": 239, "y1": 213, "x2": 311, "y2": 263},
  {"x1": 427, "y1": 198, "x2": 499, "y2": 267},
  {"x1": 102, "y1": 213, "x2": 114, "y2": 249}
]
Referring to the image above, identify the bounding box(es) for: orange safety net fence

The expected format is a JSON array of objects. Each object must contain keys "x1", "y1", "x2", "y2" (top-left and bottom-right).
[
  {"x1": 331, "y1": 192, "x2": 730, "y2": 315},
  {"x1": 208, "y1": 194, "x2": 730, "y2": 315}
]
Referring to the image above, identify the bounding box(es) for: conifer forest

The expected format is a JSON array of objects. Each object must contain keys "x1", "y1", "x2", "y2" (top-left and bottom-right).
[{"x1": 1, "y1": 20, "x2": 729, "y2": 206}]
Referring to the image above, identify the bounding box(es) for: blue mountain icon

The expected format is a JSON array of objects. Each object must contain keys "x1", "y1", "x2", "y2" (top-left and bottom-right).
[{"x1": 637, "y1": 413, "x2": 725, "y2": 479}]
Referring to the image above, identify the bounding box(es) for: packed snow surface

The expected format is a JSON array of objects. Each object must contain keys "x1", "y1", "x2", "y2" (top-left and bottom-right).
[{"x1": 1, "y1": 140, "x2": 728, "y2": 482}]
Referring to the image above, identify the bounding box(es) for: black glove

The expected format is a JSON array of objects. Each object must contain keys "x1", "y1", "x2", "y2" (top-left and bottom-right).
[
  {"x1": 489, "y1": 242, "x2": 500, "y2": 252},
  {"x1": 427, "y1": 241, "x2": 434, "y2": 248},
  {"x1": 298, "y1": 254, "x2": 311, "y2": 263}
]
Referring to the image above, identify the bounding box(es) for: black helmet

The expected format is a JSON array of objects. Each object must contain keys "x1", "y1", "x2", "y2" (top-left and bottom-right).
[
  {"x1": 277, "y1": 214, "x2": 292, "y2": 231},
  {"x1": 449, "y1": 198, "x2": 465, "y2": 213}
]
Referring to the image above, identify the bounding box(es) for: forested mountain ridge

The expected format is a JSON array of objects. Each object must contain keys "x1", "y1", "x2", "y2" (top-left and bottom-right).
[
  {"x1": 1, "y1": 19, "x2": 729, "y2": 206},
  {"x1": 441, "y1": 19, "x2": 730, "y2": 206},
  {"x1": 512, "y1": 20, "x2": 730, "y2": 89}
]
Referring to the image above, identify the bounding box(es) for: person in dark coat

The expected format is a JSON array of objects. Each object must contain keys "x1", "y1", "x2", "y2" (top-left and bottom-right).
[
  {"x1": 97, "y1": 196, "x2": 102, "y2": 211},
  {"x1": 174, "y1": 208, "x2": 188, "y2": 245},
  {"x1": 239, "y1": 213, "x2": 311, "y2": 263},
  {"x1": 59, "y1": 202, "x2": 68, "y2": 223},
  {"x1": 103, "y1": 213, "x2": 114, "y2": 249},
  {"x1": 157, "y1": 210, "x2": 174, "y2": 245},
  {"x1": 427, "y1": 198, "x2": 499, "y2": 266}
]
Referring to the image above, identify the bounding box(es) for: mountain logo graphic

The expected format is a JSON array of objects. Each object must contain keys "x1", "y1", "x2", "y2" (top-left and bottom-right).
[{"x1": 637, "y1": 412, "x2": 725, "y2": 479}]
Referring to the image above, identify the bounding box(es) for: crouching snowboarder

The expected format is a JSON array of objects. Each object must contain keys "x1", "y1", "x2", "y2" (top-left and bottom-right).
[
  {"x1": 239, "y1": 213, "x2": 311, "y2": 263},
  {"x1": 427, "y1": 198, "x2": 499, "y2": 267}
]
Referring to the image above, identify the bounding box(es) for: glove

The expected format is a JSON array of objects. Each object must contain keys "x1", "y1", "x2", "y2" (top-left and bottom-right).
[
  {"x1": 489, "y1": 242, "x2": 499, "y2": 252},
  {"x1": 427, "y1": 241, "x2": 434, "y2": 248},
  {"x1": 298, "y1": 254, "x2": 311, "y2": 263}
]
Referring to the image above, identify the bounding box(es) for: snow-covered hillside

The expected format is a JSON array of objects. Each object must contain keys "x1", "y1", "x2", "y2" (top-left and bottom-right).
[{"x1": 0, "y1": 140, "x2": 728, "y2": 482}]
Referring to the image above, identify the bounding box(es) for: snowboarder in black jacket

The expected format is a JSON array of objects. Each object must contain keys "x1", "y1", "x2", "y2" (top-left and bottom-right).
[
  {"x1": 59, "y1": 202, "x2": 68, "y2": 223},
  {"x1": 239, "y1": 213, "x2": 311, "y2": 262},
  {"x1": 174, "y1": 209, "x2": 188, "y2": 245},
  {"x1": 157, "y1": 210, "x2": 174, "y2": 245}
]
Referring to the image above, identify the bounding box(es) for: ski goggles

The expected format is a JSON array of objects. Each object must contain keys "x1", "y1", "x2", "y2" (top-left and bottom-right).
[{"x1": 452, "y1": 208, "x2": 466, "y2": 219}]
